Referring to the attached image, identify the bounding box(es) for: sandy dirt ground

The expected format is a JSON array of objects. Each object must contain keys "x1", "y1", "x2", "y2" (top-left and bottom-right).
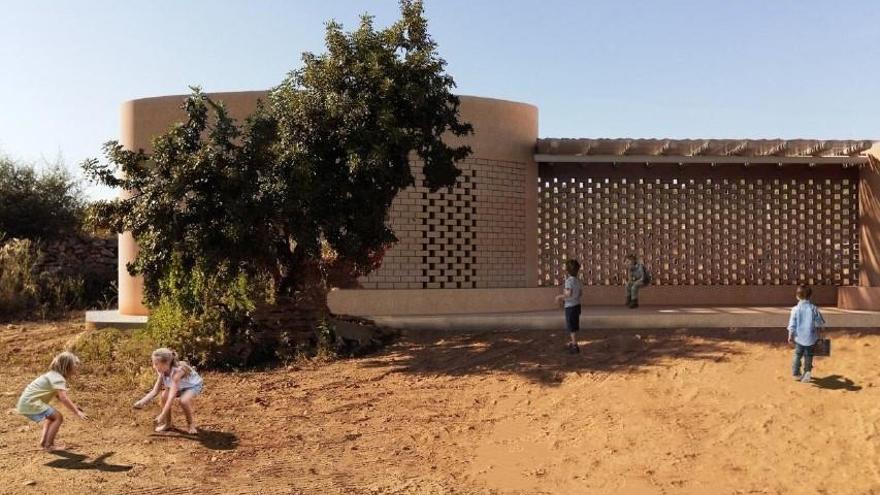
[{"x1": 2, "y1": 318, "x2": 880, "y2": 495}]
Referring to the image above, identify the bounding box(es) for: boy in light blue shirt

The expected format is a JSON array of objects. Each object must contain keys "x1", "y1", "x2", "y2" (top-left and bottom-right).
[{"x1": 787, "y1": 285, "x2": 826, "y2": 383}]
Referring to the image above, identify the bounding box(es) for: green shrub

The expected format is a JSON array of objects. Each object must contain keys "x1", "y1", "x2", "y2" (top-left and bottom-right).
[
  {"x1": 36, "y1": 271, "x2": 86, "y2": 315},
  {"x1": 314, "y1": 318, "x2": 338, "y2": 359},
  {"x1": 0, "y1": 237, "x2": 41, "y2": 315},
  {"x1": 0, "y1": 237, "x2": 89, "y2": 320},
  {"x1": 270, "y1": 316, "x2": 338, "y2": 364},
  {"x1": 146, "y1": 258, "x2": 269, "y2": 368},
  {"x1": 0, "y1": 155, "x2": 84, "y2": 241}
]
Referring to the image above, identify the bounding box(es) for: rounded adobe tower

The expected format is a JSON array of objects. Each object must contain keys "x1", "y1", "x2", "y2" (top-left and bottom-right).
[{"x1": 118, "y1": 92, "x2": 538, "y2": 315}]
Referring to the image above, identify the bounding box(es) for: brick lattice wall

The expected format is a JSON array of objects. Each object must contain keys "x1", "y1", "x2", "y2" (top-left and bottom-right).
[
  {"x1": 360, "y1": 158, "x2": 528, "y2": 289},
  {"x1": 538, "y1": 174, "x2": 859, "y2": 286}
]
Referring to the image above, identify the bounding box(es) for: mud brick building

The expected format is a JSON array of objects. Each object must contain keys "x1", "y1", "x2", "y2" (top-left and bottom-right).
[{"x1": 114, "y1": 92, "x2": 879, "y2": 317}]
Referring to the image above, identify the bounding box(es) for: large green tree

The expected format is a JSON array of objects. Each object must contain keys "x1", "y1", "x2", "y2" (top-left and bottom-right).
[
  {"x1": 0, "y1": 155, "x2": 84, "y2": 241},
  {"x1": 84, "y1": 0, "x2": 471, "y2": 356}
]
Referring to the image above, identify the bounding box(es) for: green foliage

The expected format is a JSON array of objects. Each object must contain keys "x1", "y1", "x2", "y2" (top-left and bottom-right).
[
  {"x1": 0, "y1": 238, "x2": 41, "y2": 315},
  {"x1": 83, "y1": 0, "x2": 469, "y2": 364},
  {"x1": 145, "y1": 257, "x2": 269, "y2": 368},
  {"x1": 36, "y1": 272, "x2": 86, "y2": 315},
  {"x1": 0, "y1": 155, "x2": 84, "y2": 241},
  {"x1": 0, "y1": 238, "x2": 86, "y2": 319},
  {"x1": 83, "y1": 94, "x2": 268, "y2": 305},
  {"x1": 314, "y1": 318, "x2": 338, "y2": 359},
  {"x1": 0, "y1": 154, "x2": 111, "y2": 315},
  {"x1": 67, "y1": 327, "x2": 157, "y2": 389},
  {"x1": 265, "y1": 0, "x2": 473, "y2": 270}
]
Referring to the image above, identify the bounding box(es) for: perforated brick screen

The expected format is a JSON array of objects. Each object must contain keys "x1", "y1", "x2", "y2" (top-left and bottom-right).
[
  {"x1": 538, "y1": 164, "x2": 859, "y2": 287},
  {"x1": 360, "y1": 158, "x2": 528, "y2": 289}
]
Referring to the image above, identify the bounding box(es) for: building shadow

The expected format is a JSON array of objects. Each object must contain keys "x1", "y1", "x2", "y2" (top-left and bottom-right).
[
  {"x1": 352, "y1": 325, "x2": 880, "y2": 386},
  {"x1": 45, "y1": 451, "x2": 132, "y2": 472},
  {"x1": 812, "y1": 374, "x2": 862, "y2": 391},
  {"x1": 149, "y1": 428, "x2": 239, "y2": 450},
  {"x1": 357, "y1": 327, "x2": 744, "y2": 386}
]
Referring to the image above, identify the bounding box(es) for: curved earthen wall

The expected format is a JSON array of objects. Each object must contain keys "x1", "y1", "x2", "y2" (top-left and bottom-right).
[{"x1": 118, "y1": 92, "x2": 538, "y2": 315}]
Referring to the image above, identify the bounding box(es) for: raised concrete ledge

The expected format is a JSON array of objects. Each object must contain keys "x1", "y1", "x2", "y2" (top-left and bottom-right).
[
  {"x1": 370, "y1": 306, "x2": 880, "y2": 331},
  {"x1": 87, "y1": 304, "x2": 880, "y2": 332},
  {"x1": 328, "y1": 286, "x2": 838, "y2": 317},
  {"x1": 85, "y1": 310, "x2": 148, "y2": 330},
  {"x1": 838, "y1": 286, "x2": 880, "y2": 310}
]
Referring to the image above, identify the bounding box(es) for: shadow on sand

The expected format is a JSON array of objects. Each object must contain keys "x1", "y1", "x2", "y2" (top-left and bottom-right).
[
  {"x1": 356, "y1": 326, "x2": 877, "y2": 386},
  {"x1": 45, "y1": 451, "x2": 132, "y2": 472},
  {"x1": 148, "y1": 427, "x2": 239, "y2": 450},
  {"x1": 812, "y1": 374, "x2": 862, "y2": 391},
  {"x1": 358, "y1": 327, "x2": 747, "y2": 386}
]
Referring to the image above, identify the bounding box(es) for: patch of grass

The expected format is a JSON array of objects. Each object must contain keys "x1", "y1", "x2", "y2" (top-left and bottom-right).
[{"x1": 67, "y1": 327, "x2": 157, "y2": 389}]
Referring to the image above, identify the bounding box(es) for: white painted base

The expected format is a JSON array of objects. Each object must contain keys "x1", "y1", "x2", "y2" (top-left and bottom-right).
[{"x1": 85, "y1": 310, "x2": 148, "y2": 329}]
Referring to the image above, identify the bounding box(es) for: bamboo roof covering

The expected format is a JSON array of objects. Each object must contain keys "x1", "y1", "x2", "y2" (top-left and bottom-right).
[{"x1": 536, "y1": 138, "x2": 875, "y2": 162}]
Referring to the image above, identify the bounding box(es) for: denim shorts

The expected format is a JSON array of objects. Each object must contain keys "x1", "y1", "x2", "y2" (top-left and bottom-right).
[
  {"x1": 176, "y1": 383, "x2": 204, "y2": 398},
  {"x1": 565, "y1": 304, "x2": 581, "y2": 332},
  {"x1": 24, "y1": 406, "x2": 56, "y2": 423}
]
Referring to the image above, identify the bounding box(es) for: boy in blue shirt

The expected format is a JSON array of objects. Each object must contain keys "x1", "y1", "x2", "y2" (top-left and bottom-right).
[
  {"x1": 555, "y1": 259, "x2": 583, "y2": 354},
  {"x1": 787, "y1": 285, "x2": 826, "y2": 383}
]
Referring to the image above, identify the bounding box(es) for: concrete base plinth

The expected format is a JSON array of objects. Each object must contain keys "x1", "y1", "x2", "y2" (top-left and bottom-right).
[
  {"x1": 85, "y1": 310, "x2": 148, "y2": 330},
  {"x1": 838, "y1": 286, "x2": 880, "y2": 310},
  {"x1": 329, "y1": 286, "x2": 839, "y2": 317},
  {"x1": 368, "y1": 306, "x2": 880, "y2": 331},
  {"x1": 87, "y1": 304, "x2": 880, "y2": 332}
]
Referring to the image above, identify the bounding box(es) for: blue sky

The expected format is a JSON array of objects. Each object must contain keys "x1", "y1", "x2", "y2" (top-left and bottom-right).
[{"x1": 1, "y1": 1, "x2": 878, "y2": 199}]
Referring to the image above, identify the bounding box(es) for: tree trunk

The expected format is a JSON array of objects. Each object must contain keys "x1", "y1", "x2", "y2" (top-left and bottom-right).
[{"x1": 253, "y1": 243, "x2": 334, "y2": 358}]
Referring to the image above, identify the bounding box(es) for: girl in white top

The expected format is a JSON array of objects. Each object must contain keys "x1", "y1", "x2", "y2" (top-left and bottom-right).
[{"x1": 133, "y1": 348, "x2": 204, "y2": 434}]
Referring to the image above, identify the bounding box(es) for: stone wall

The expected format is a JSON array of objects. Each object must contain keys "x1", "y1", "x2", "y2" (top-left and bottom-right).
[{"x1": 37, "y1": 233, "x2": 117, "y2": 279}]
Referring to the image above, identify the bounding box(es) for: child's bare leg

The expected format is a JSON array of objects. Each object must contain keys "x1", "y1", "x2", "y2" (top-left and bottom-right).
[
  {"x1": 39, "y1": 416, "x2": 52, "y2": 446},
  {"x1": 179, "y1": 390, "x2": 197, "y2": 434},
  {"x1": 42, "y1": 411, "x2": 64, "y2": 450},
  {"x1": 155, "y1": 390, "x2": 173, "y2": 432}
]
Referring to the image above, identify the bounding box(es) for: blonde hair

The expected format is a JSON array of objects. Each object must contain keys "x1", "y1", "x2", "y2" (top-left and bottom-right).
[
  {"x1": 151, "y1": 348, "x2": 194, "y2": 377},
  {"x1": 50, "y1": 351, "x2": 80, "y2": 378}
]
